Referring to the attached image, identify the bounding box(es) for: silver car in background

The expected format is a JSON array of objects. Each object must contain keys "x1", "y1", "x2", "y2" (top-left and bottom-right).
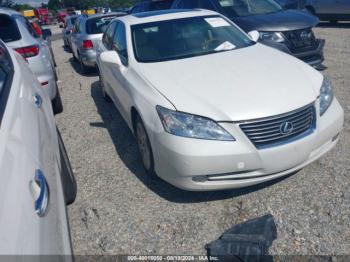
[
  {"x1": 305, "y1": 0, "x2": 350, "y2": 22},
  {"x1": 0, "y1": 8, "x2": 63, "y2": 114},
  {"x1": 61, "y1": 14, "x2": 79, "y2": 49},
  {"x1": 70, "y1": 12, "x2": 125, "y2": 74},
  {"x1": 0, "y1": 40, "x2": 76, "y2": 255}
]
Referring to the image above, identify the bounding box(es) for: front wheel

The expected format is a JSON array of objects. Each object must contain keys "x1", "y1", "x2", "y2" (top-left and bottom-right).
[{"x1": 135, "y1": 115, "x2": 155, "y2": 177}]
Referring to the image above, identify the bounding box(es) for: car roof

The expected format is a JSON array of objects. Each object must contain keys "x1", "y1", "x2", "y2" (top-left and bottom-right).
[
  {"x1": 0, "y1": 8, "x2": 21, "y2": 16},
  {"x1": 120, "y1": 9, "x2": 218, "y2": 25}
]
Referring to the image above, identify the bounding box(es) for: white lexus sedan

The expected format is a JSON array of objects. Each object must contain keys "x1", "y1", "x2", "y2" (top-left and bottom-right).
[{"x1": 97, "y1": 9, "x2": 344, "y2": 191}]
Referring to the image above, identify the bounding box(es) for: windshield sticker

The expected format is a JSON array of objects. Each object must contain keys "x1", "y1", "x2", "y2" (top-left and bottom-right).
[
  {"x1": 214, "y1": 41, "x2": 236, "y2": 51},
  {"x1": 219, "y1": 0, "x2": 234, "y2": 7},
  {"x1": 205, "y1": 17, "x2": 230, "y2": 28},
  {"x1": 143, "y1": 26, "x2": 159, "y2": 33}
]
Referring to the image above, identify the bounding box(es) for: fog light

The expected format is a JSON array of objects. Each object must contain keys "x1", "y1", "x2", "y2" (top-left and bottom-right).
[{"x1": 192, "y1": 176, "x2": 208, "y2": 182}]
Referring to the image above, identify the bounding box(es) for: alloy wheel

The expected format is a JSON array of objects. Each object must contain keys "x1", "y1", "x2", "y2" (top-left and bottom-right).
[{"x1": 136, "y1": 120, "x2": 152, "y2": 171}]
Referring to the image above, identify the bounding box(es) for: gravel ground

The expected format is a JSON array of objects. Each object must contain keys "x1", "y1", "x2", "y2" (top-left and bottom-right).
[{"x1": 54, "y1": 23, "x2": 350, "y2": 256}]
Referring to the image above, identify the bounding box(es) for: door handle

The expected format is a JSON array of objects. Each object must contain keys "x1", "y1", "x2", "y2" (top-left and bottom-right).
[
  {"x1": 30, "y1": 169, "x2": 49, "y2": 217},
  {"x1": 33, "y1": 93, "x2": 43, "y2": 108}
]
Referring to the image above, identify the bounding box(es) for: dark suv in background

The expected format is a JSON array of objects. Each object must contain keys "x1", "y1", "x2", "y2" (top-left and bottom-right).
[
  {"x1": 274, "y1": 0, "x2": 306, "y2": 10},
  {"x1": 171, "y1": 0, "x2": 325, "y2": 67},
  {"x1": 131, "y1": 0, "x2": 175, "y2": 13}
]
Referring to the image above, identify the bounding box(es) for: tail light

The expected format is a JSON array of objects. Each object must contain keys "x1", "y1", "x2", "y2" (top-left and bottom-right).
[
  {"x1": 15, "y1": 45, "x2": 39, "y2": 58},
  {"x1": 82, "y1": 40, "x2": 93, "y2": 49}
]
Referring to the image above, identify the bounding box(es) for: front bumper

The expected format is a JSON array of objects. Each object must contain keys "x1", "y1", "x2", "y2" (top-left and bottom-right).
[
  {"x1": 152, "y1": 99, "x2": 343, "y2": 191},
  {"x1": 262, "y1": 39, "x2": 325, "y2": 66}
]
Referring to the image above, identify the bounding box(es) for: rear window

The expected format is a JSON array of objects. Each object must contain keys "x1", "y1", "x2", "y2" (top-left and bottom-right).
[
  {"x1": 0, "y1": 14, "x2": 21, "y2": 43},
  {"x1": 86, "y1": 16, "x2": 118, "y2": 34}
]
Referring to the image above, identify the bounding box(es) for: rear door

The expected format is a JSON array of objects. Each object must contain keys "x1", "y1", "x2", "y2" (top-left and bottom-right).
[
  {"x1": 0, "y1": 43, "x2": 72, "y2": 256},
  {"x1": 98, "y1": 21, "x2": 118, "y2": 95},
  {"x1": 108, "y1": 21, "x2": 130, "y2": 120}
]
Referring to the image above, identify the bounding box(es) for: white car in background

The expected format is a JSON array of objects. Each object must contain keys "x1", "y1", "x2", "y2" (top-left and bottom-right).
[
  {"x1": 0, "y1": 40, "x2": 76, "y2": 255},
  {"x1": 97, "y1": 9, "x2": 343, "y2": 191},
  {"x1": 0, "y1": 8, "x2": 63, "y2": 115}
]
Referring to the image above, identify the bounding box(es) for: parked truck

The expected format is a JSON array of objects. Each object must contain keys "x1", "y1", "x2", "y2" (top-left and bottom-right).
[
  {"x1": 21, "y1": 9, "x2": 35, "y2": 18},
  {"x1": 34, "y1": 8, "x2": 49, "y2": 25}
]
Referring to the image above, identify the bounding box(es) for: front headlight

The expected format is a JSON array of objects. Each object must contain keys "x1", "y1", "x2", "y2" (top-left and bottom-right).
[
  {"x1": 156, "y1": 106, "x2": 235, "y2": 141},
  {"x1": 320, "y1": 77, "x2": 334, "y2": 116},
  {"x1": 259, "y1": 32, "x2": 285, "y2": 43}
]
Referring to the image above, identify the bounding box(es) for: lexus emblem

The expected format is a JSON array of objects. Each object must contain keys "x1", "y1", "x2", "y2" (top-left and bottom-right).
[{"x1": 280, "y1": 121, "x2": 294, "y2": 135}]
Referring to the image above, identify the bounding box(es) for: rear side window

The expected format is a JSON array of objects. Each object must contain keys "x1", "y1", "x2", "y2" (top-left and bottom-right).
[
  {"x1": 19, "y1": 16, "x2": 40, "y2": 38},
  {"x1": 0, "y1": 14, "x2": 21, "y2": 43},
  {"x1": 102, "y1": 21, "x2": 117, "y2": 50},
  {"x1": 0, "y1": 42, "x2": 14, "y2": 126},
  {"x1": 86, "y1": 16, "x2": 118, "y2": 34},
  {"x1": 112, "y1": 22, "x2": 128, "y2": 65}
]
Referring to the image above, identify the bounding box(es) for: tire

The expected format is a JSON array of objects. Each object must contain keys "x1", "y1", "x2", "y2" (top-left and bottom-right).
[
  {"x1": 78, "y1": 53, "x2": 88, "y2": 75},
  {"x1": 99, "y1": 72, "x2": 111, "y2": 102},
  {"x1": 72, "y1": 49, "x2": 78, "y2": 62},
  {"x1": 135, "y1": 114, "x2": 156, "y2": 178},
  {"x1": 52, "y1": 88, "x2": 63, "y2": 115},
  {"x1": 57, "y1": 128, "x2": 77, "y2": 205}
]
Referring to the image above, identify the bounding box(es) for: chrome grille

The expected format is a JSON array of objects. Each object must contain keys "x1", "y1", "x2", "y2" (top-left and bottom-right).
[
  {"x1": 283, "y1": 28, "x2": 317, "y2": 52},
  {"x1": 240, "y1": 104, "x2": 316, "y2": 149}
]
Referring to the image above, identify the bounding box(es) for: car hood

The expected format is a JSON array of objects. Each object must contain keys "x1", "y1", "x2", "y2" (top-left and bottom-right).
[
  {"x1": 136, "y1": 44, "x2": 322, "y2": 122},
  {"x1": 231, "y1": 10, "x2": 319, "y2": 32}
]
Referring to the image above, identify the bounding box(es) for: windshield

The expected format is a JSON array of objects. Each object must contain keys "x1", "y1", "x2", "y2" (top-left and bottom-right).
[
  {"x1": 218, "y1": 0, "x2": 282, "y2": 17},
  {"x1": 132, "y1": 15, "x2": 254, "y2": 63},
  {"x1": 86, "y1": 16, "x2": 118, "y2": 34}
]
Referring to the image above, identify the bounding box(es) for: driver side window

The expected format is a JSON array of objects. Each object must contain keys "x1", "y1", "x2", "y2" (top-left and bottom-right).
[{"x1": 112, "y1": 22, "x2": 128, "y2": 66}]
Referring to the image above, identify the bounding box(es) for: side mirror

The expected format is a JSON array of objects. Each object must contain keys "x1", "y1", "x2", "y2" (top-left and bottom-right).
[
  {"x1": 42, "y1": 28, "x2": 52, "y2": 39},
  {"x1": 100, "y1": 50, "x2": 121, "y2": 66},
  {"x1": 59, "y1": 24, "x2": 63, "y2": 28},
  {"x1": 248, "y1": 30, "x2": 260, "y2": 42}
]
